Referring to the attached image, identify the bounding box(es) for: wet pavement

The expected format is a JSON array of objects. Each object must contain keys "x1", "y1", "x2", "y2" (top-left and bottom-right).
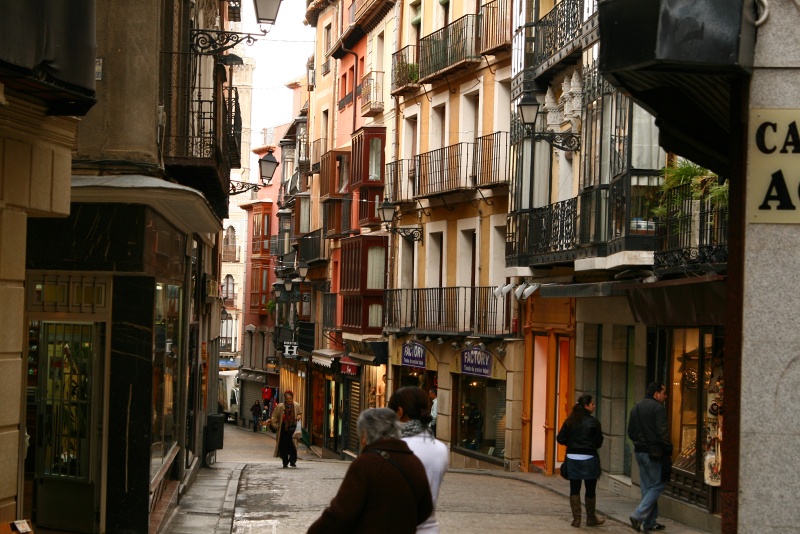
[{"x1": 162, "y1": 424, "x2": 714, "y2": 534}]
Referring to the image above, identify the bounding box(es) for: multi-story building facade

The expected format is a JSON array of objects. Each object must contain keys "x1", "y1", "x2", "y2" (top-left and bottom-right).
[
  {"x1": 0, "y1": 4, "x2": 96, "y2": 527},
  {"x1": 12, "y1": 1, "x2": 251, "y2": 531}
]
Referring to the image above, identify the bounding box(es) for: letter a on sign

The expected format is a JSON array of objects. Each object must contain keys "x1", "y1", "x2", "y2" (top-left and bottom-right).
[{"x1": 758, "y1": 170, "x2": 796, "y2": 210}]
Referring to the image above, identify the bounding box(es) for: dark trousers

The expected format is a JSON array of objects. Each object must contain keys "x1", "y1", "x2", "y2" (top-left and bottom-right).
[
  {"x1": 569, "y1": 478, "x2": 598, "y2": 498},
  {"x1": 279, "y1": 425, "x2": 298, "y2": 466}
]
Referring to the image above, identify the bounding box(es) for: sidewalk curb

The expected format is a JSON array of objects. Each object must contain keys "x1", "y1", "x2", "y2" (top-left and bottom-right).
[{"x1": 219, "y1": 463, "x2": 244, "y2": 532}]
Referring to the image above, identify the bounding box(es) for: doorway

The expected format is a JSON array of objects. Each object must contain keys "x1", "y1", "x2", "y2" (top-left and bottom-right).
[{"x1": 27, "y1": 321, "x2": 106, "y2": 532}]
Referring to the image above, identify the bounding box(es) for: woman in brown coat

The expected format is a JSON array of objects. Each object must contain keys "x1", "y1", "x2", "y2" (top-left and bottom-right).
[
  {"x1": 269, "y1": 391, "x2": 302, "y2": 467},
  {"x1": 307, "y1": 408, "x2": 433, "y2": 534}
]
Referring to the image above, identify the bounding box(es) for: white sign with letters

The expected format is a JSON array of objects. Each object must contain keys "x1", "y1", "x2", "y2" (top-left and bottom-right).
[{"x1": 748, "y1": 109, "x2": 800, "y2": 223}]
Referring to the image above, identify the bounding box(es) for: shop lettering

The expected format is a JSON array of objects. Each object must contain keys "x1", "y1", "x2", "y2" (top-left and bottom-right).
[
  {"x1": 401, "y1": 341, "x2": 426, "y2": 367},
  {"x1": 461, "y1": 348, "x2": 492, "y2": 377},
  {"x1": 463, "y1": 350, "x2": 491, "y2": 366},
  {"x1": 755, "y1": 121, "x2": 800, "y2": 154},
  {"x1": 758, "y1": 170, "x2": 796, "y2": 211}
]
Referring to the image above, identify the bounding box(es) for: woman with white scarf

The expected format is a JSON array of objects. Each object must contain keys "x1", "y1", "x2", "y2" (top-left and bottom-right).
[{"x1": 389, "y1": 387, "x2": 449, "y2": 534}]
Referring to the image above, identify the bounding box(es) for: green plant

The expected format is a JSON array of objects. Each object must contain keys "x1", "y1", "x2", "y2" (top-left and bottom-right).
[
  {"x1": 652, "y1": 159, "x2": 728, "y2": 219},
  {"x1": 265, "y1": 299, "x2": 276, "y2": 316}
]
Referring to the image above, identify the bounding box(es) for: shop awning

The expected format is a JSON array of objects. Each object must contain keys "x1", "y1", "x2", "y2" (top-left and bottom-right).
[
  {"x1": 617, "y1": 275, "x2": 727, "y2": 326},
  {"x1": 347, "y1": 352, "x2": 376, "y2": 363},
  {"x1": 71, "y1": 175, "x2": 222, "y2": 243},
  {"x1": 312, "y1": 349, "x2": 344, "y2": 367}
]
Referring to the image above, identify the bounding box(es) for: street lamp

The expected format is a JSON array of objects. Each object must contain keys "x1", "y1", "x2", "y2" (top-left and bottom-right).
[
  {"x1": 518, "y1": 90, "x2": 581, "y2": 152},
  {"x1": 297, "y1": 260, "x2": 309, "y2": 280},
  {"x1": 259, "y1": 148, "x2": 279, "y2": 183},
  {"x1": 253, "y1": 0, "x2": 282, "y2": 25},
  {"x1": 378, "y1": 198, "x2": 423, "y2": 242}
]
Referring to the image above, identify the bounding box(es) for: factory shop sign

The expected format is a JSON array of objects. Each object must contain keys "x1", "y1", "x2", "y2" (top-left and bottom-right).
[
  {"x1": 748, "y1": 109, "x2": 800, "y2": 223},
  {"x1": 461, "y1": 348, "x2": 492, "y2": 377},
  {"x1": 401, "y1": 341, "x2": 427, "y2": 368}
]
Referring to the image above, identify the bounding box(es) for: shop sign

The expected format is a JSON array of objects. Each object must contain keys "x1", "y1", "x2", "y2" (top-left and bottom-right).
[
  {"x1": 748, "y1": 109, "x2": 800, "y2": 223},
  {"x1": 340, "y1": 356, "x2": 359, "y2": 376},
  {"x1": 401, "y1": 341, "x2": 427, "y2": 368},
  {"x1": 461, "y1": 348, "x2": 492, "y2": 377},
  {"x1": 283, "y1": 341, "x2": 299, "y2": 359}
]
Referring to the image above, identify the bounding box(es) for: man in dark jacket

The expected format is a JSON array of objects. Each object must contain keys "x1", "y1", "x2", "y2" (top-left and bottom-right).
[
  {"x1": 307, "y1": 408, "x2": 433, "y2": 534},
  {"x1": 627, "y1": 381, "x2": 672, "y2": 531}
]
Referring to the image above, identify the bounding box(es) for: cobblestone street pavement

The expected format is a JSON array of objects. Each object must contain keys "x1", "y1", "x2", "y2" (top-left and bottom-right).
[{"x1": 164, "y1": 424, "x2": 712, "y2": 534}]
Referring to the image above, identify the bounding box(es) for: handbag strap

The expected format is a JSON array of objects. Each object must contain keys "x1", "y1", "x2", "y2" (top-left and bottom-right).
[{"x1": 366, "y1": 449, "x2": 416, "y2": 493}]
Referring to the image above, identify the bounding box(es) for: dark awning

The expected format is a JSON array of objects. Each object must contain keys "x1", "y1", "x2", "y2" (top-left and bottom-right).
[
  {"x1": 598, "y1": 0, "x2": 755, "y2": 177},
  {"x1": 618, "y1": 275, "x2": 726, "y2": 326},
  {"x1": 0, "y1": 1, "x2": 97, "y2": 114},
  {"x1": 539, "y1": 281, "x2": 627, "y2": 298}
]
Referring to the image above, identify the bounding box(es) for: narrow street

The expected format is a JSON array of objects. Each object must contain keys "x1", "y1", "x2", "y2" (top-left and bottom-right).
[{"x1": 163, "y1": 423, "x2": 711, "y2": 534}]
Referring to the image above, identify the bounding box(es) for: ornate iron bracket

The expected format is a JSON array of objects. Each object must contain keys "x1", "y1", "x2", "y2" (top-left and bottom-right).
[
  {"x1": 394, "y1": 227, "x2": 423, "y2": 242},
  {"x1": 190, "y1": 29, "x2": 267, "y2": 55},
  {"x1": 229, "y1": 180, "x2": 263, "y2": 195},
  {"x1": 526, "y1": 125, "x2": 581, "y2": 152}
]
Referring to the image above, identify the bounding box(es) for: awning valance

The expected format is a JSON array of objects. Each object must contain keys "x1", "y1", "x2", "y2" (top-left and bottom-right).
[{"x1": 311, "y1": 349, "x2": 344, "y2": 368}]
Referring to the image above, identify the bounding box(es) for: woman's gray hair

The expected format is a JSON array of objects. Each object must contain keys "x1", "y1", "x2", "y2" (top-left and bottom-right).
[{"x1": 357, "y1": 408, "x2": 401, "y2": 445}]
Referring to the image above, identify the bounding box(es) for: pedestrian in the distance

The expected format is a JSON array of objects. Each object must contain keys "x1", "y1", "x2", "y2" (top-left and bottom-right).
[
  {"x1": 270, "y1": 390, "x2": 302, "y2": 468},
  {"x1": 627, "y1": 381, "x2": 672, "y2": 532},
  {"x1": 389, "y1": 387, "x2": 448, "y2": 533},
  {"x1": 250, "y1": 400, "x2": 262, "y2": 433},
  {"x1": 307, "y1": 408, "x2": 433, "y2": 534},
  {"x1": 556, "y1": 394, "x2": 605, "y2": 528},
  {"x1": 428, "y1": 388, "x2": 438, "y2": 436}
]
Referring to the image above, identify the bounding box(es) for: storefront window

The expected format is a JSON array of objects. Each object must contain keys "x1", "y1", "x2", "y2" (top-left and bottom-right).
[
  {"x1": 152, "y1": 283, "x2": 182, "y2": 480},
  {"x1": 668, "y1": 328, "x2": 724, "y2": 491},
  {"x1": 457, "y1": 375, "x2": 507, "y2": 459}
]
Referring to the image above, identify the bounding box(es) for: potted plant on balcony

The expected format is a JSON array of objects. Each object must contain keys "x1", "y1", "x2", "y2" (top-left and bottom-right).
[{"x1": 652, "y1": 158, "x2": 728, "y2": 251}]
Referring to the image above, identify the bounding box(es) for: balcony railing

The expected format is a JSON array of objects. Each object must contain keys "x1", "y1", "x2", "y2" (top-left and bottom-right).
[
  {"x1": 322, "y1": 292, "x2": 339, "y2": 331},
  {"x1": 474, "y1": 132, "x2": 510, "y2": 187},
  {"x1": 419, "y1": 14, "x2": 481, "y2": 83},
  {"x1": 299, "y1": 229, "x2": 326, "y2": 263},
  {"x1": 338, "y1": 91, "x2": 354, "y2": 111},
  {"x1": 391, "y1": 45, "x2": 420, "y2": 94},
  {"x1": 360, "y1": 71, "x2": 385, "y2": 117},
  {"x1": 321, "y1": 59, "x2": 331, "y2": 76},
  {"x1": 506, "y1": 199, "x2": 580, "y2": 266},
  {"x1": 480, "y1": 0, "x2": 512, "y2": 55},
  {"x1": 386, "y1": 159, "x2": 417, "y2": 203},
  {"x1": 222, "y1": 244, "x2": 239, "y2": 262},
  {"x1": 654, "y1": 184, "x2": 728, "y2": 272},
  {"x1": 384, "y1": 287, "x2": 513, "y2": 337},
  {"x1": 533, "y1": 0, "x2": 583, "y2": 69},
  {"x1": 416, "y1": 142, "x2": 475, "y2": 197}
]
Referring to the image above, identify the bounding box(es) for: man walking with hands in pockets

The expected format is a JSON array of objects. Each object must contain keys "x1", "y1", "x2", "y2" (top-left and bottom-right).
[{"x1": 627, "y1": 381, "x2": 672, "y2": 531}]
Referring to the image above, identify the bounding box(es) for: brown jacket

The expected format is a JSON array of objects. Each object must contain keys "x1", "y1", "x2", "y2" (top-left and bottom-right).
[
  {"x1": 307, "y1": 438, "x2": 433, "y2": 534},
  {"x1": 270, "y1": 401, "x2": 302, "y2": 457}
]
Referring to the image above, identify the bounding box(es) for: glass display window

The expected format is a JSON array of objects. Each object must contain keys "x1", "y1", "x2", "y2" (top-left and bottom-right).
[{"x1": 456, "y1": 375, "x2": 507, "y2": 459}]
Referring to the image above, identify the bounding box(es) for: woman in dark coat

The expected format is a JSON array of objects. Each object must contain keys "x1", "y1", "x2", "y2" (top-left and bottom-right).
[
  {"x1": 557, "y1": 394, "x2": 605, "y2": 528},
  {"x1": 307, "y1": 408, "x2": 433, "y2": 534}
]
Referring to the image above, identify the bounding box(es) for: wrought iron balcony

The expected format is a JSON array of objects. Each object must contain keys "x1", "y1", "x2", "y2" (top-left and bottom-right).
[
  {"x1": 419, "y1": 14, "x2": 481, "y2": 84},
  {"x1": 506, "y1": 199, "x2": 579, "y2": 267},
  {"x1": 360, "y1": 71, "x2": 385, "y2": 117},
  {"x1": 654, "y1": 183, "x2": 728, "y2": 274},
  {"x1": 480, "y1": 0, "x2": 512, "y2": 55},
  {"x1": 164, "y1": 84, "x2": 232, "y2": 218},
  {"x1": 384, "y1": 287, "x2": 513, "y2": 337},
  {"x1": 225, "y1": 86, "x2": 243, "y2": 169},
  {"x1": 338, "y1": 91, "x2": 354, "y2": 111},
  {"x1": 321, "y1": 59, "x2": 331, "y2": 76},
  {"x1": 416, "y1": 142, "x2": 475, "y2": 197},
  {"x1": 391, "y1": 45, "x2": 420, "y2": 95},
  {"x1": 475, "y1": 132, "x2": 510, "y2": 187},
  {"x1": 299, "y1": 228, "x2": 326, "y2": 263},
  {"x1": 386, "y1": 159, "x2": 417, "y2": 203},
  {"x1": 532, "y1": 0, "x2": 583, "y2": 71}
]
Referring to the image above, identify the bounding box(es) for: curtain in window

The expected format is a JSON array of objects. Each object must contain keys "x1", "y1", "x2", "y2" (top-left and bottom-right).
[
  {"x1": 366, "y1": 247, "x2": 385, "y2": 289},
  {"x1": 631, "y1": 104, "x2": 666, "y2": 170}
]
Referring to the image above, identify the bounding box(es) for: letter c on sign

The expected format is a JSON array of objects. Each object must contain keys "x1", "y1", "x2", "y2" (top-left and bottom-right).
[{"x1": 756, "y1": 122, "x2": 778, "y2": 154}]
